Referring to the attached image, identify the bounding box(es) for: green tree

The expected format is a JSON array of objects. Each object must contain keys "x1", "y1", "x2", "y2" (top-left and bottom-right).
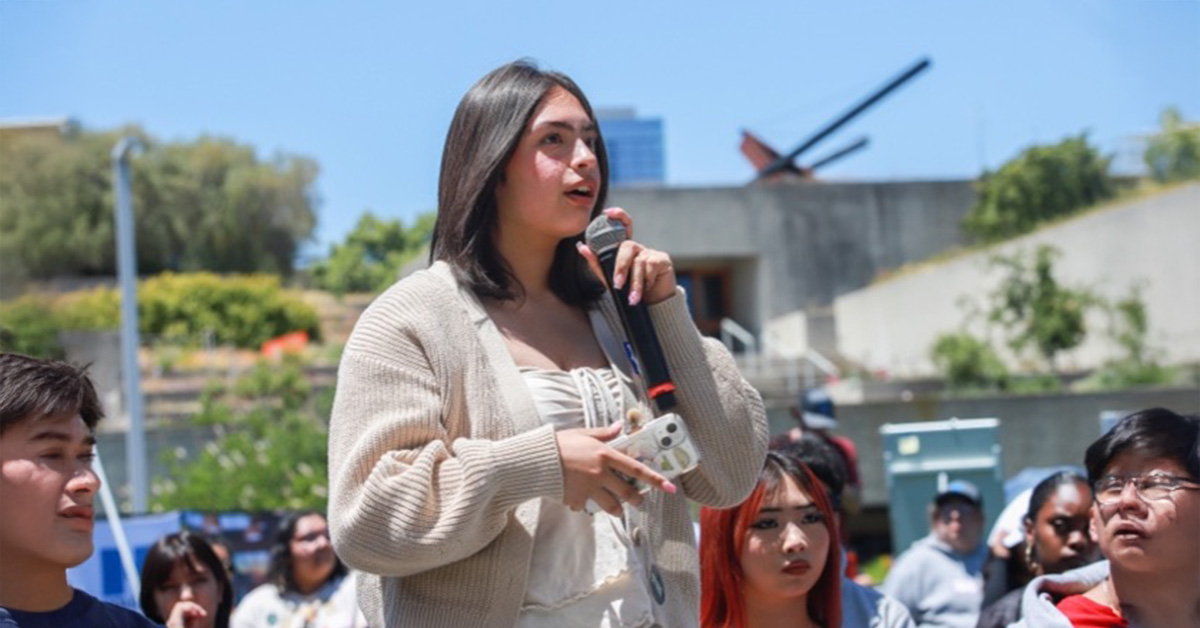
[
  {"x1": 964, "y1": 133, "x2": 1114, "y2": 242},
  {"x1": 987, "y1": 245, "x2": 1099, "y2": 373},
  {"x1": 310, "y1": 211, "x2": 435, "y2": 295},
  {"x1": 1144, "y1": 107, "x2": 1200, "y2": 183},
  {"x1": 151, "y1": 357, "x2": 330, "y2": 512},
  {"x1": 0, "y1": 124, "x2": 318, "y2": 280}
]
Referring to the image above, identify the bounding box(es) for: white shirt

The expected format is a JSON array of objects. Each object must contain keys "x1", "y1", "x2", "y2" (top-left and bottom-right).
[{"x1": 231, "y1": 572, "x2": 366, "y2": 628}]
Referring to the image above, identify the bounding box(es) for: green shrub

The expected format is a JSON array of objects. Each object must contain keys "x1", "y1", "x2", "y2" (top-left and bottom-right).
[
  {"x1": 931, "y1": 332, "x2": 1009, "y2": 392},
  {"x1": 134, "y1": 273, "x2": 321, "y2": 347},
  {"x1": 3, "y1": 273, "x2": 320, "y2": 351},
  {"x1": 151, "y1": 358, "x2": 329, "y2": 512},
  {"x1": 965, "y1": 134, "x2": 1113, "y2": 243},
  {"x1": 0, "y1": 296, "x2": 65, "y2": 358}
]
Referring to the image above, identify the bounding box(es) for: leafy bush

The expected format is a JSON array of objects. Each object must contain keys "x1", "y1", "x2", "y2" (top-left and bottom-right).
[
  {"x1": 310, "y1": 211, "x2": 434, "y2": 295},
  {"x1": 133, "y1": 273, "x2": 321, "y2": 347},
  {"x1": 2, "y1": 273, "x2": 320, "y2": 352},
  {"x1": 1144, "y1": 107, "x2": 1200, "y2": 183},
  {"x1": 987, "y1": 245, "x2": 1098, "y2": 372},
  {"x1": 152, "y1": 357, "x2": 329, "y2": 512},
  {"x1": 964, "y1": 133, "x2": 1113, "y2": 242},
  {"x1": 1091, "y1": 285, "x2": 1173, "y2": 389},
  {"x1": 930, "y1": 332, "x2": 1009, "y2": 392},
  {"x1": 0, "y1": 296, "x2": 65, "y2": 358}
]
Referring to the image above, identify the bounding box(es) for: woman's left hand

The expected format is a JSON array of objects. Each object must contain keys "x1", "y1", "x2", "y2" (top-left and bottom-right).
[{"x1": 576, "y1": 207, "x2": 677, "y2": 306}]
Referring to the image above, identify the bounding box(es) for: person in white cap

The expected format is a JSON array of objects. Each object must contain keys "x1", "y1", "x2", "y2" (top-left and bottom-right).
[{"x1": 882, "y1": 480, "x2": 989, "y2": 628}]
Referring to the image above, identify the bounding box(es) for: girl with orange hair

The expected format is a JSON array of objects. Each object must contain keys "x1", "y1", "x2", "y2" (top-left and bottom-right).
[{"x1": 700, "y1": 450, "x2": 842, "y2": 628}]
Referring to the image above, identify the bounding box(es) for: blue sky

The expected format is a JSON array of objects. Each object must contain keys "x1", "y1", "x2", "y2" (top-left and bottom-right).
[{"x1": 3, "y1": 1, "x2": 1198, "y2": 256}]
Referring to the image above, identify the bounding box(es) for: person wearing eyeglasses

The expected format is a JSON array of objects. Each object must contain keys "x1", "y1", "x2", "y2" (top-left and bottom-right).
[
  {"x1": 881, "y1": 480, "x2": 989, "y2": 628},
  {"x1": 1013, "y1": 407, "x2": 1200, "y2": 628},
  {"x1": 231, "y1": 511, "x2": 366, "y2": 628}
]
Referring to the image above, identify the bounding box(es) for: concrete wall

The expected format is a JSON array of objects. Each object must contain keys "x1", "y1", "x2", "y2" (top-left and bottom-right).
[
  {"x1": 609, "y1": 179, "x2": 976, "y2": 333},
  {"x1": 834, "y1": 183, "x2": 1200, "y2": 377}
]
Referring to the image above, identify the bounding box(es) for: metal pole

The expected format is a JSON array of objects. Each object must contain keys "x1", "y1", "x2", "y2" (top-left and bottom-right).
[
  {"x1": 112, "y1": 137, "x2": 147, "y2": 514},
  {"x1": 93, "y1": 449, "x2": 141, "y2": 599}
]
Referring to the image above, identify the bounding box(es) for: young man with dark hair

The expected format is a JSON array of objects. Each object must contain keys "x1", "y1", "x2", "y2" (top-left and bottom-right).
[
  {"x1": 1014, "y1": 407, "x2": 1200, "y2": 628},
  {"x1": 0, "y1": 352, "x2": 159, "y2": 627}
]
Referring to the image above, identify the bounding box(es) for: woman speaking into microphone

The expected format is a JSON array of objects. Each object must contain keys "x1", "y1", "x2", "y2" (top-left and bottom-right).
[{"x1": 328, "y1": 60, "x2": 768, "y2": 628}]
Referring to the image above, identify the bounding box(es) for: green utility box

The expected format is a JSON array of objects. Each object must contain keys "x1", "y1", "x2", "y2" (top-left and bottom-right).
[{"x1": 881, "y1": 418, "x2": 1004, "y2": 554}]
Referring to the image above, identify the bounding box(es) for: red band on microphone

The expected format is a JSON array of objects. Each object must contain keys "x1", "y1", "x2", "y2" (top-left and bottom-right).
[{"x1": 648, "y1": 382, "x2": 676, "y2": 399}]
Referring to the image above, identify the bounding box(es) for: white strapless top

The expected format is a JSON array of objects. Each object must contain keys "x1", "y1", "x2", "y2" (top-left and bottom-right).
[{"x1": 517, "y1": 366, "x2": 655, "y2": 628}]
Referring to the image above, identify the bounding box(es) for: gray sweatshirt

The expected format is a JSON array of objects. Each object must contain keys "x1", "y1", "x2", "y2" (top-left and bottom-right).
[
  {"x1": 881, "y1": 533, "x2": 988, "y2": 628},
  {"x1": 1009, "y1": 560, "x2": 1110, "y2": 628}
]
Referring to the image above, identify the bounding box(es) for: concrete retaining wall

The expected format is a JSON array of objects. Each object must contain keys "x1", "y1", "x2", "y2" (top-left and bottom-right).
[{"x1": 834, "y1": 183, "x2": 1200, "y2": 377}]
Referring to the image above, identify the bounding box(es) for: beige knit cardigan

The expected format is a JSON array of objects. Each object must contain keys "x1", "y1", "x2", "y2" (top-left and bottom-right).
[{"x1": 328, "y1": 261, "x2": 769, "y2": 628}]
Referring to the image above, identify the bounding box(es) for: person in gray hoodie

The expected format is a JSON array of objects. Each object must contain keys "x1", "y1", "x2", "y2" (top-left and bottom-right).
[
  {"x1": 1011, "y1": 407, "x2": 1199, "y2": 628},
  {"x1": 1010, "y1": 560, "x2": 1110, "y2": 628},
  {"x1": 882, "y1": 480, "x2": 989, "y2": 628}
]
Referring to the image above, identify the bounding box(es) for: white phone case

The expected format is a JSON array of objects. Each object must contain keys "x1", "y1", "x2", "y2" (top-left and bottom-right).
[{"x1": 585, "y1": 413, "x2": 700, "y2": 513}]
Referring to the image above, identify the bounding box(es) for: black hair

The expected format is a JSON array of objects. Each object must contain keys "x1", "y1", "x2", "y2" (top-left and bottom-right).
[
  {"x1": 266, "y1": 510, "x2": 347, "y2": 593},
  {"x1": 1024, "y1": 471, "x2": 1089, "y2": 524},
  {"x1": 139, "y1": 531, "x2": 233, "y2": 628},
  {"x1": 772, "y1": 435, "x2": 846, "y2": 508},
  {"x1": 1085, "y1": 407, "x2": 1200, "y2": 485},
  {"x1": 0, "y1": 352, "x2": 104, "y2": 435},
  {"x1": 430, "y1": 59, "x2": 608, "y2": 306}
]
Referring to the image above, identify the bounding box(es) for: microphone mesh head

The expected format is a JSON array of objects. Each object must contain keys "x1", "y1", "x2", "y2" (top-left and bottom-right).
[{"x1": 585, "y1": 216, "x2": 627, "y2": 256}]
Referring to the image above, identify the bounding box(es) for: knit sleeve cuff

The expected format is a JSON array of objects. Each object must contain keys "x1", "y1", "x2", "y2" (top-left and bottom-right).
[{"x1": 488, "y1": 423, "x2": 564, "y2": 507}]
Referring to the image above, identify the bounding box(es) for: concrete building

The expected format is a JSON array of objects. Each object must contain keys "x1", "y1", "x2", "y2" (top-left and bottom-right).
[{"x1": 608, "y1": 179, "x2": 978, "y2": 348}]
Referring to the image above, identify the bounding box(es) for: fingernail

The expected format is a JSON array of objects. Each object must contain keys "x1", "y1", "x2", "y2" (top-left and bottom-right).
[
  {"x1": 663, "y1": 481, "x2": 677, "y2": 494},
  {"x1": 627, "y1": 290, "x2": 640, "y2": 306},
  {"x1": 576, "y1": 242, "x2": 586, "y2": 252},
  {"x1": 613, "y1": 273, "x2": 625, "y2": 289}
]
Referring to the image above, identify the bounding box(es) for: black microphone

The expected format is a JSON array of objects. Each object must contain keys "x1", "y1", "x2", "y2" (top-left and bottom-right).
[{"x1": 585, "y1": 215, "x2": 678, "y2": 413}]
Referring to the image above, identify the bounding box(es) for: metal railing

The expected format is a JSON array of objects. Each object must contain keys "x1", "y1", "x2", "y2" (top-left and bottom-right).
[{"x1": 721, "y1": 318, "x2": 842, "y2": 394}]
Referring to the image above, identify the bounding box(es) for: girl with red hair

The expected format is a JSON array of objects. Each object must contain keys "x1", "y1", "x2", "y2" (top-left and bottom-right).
[{"x1": 700, "y1": 450, "x2": 842, "y2": 628}]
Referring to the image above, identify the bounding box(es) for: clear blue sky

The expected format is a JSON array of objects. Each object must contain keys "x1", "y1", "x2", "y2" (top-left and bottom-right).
[{"x1": 3, "y1": 1, "x2": 1198, "y2": 256}]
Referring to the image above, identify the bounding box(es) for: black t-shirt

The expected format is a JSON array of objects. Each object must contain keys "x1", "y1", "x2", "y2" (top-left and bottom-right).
[{"x1": 0, "y1": 588, "x2": 160, "y2": 628}]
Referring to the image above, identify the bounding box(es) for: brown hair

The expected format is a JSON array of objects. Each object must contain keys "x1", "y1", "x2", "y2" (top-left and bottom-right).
[{"x1": 430, "y1": 59, "x2": 608, "y2": 305}]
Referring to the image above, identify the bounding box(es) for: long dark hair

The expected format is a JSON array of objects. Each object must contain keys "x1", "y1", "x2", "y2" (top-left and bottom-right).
[
  {"x1": 430, "y1": 59, "x2": 608, "y2": 306},
  {"x1": 139, "y1": 531, "x2": 233, "y2": 628},
  {"x1": 700, "y1": 451, "x2": 842, "y2": 628},
  {"x1": 266, "y1": 510, "x2": 347, "y2": 593}
]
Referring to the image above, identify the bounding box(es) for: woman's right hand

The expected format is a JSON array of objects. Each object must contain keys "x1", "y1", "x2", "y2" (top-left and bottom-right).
[
  {"x1": 556, "y1": 421, "x2": 677, "y2": 516},
  {"x1": 164, "y1": 601, "x2": 208, "y2": 628}
]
